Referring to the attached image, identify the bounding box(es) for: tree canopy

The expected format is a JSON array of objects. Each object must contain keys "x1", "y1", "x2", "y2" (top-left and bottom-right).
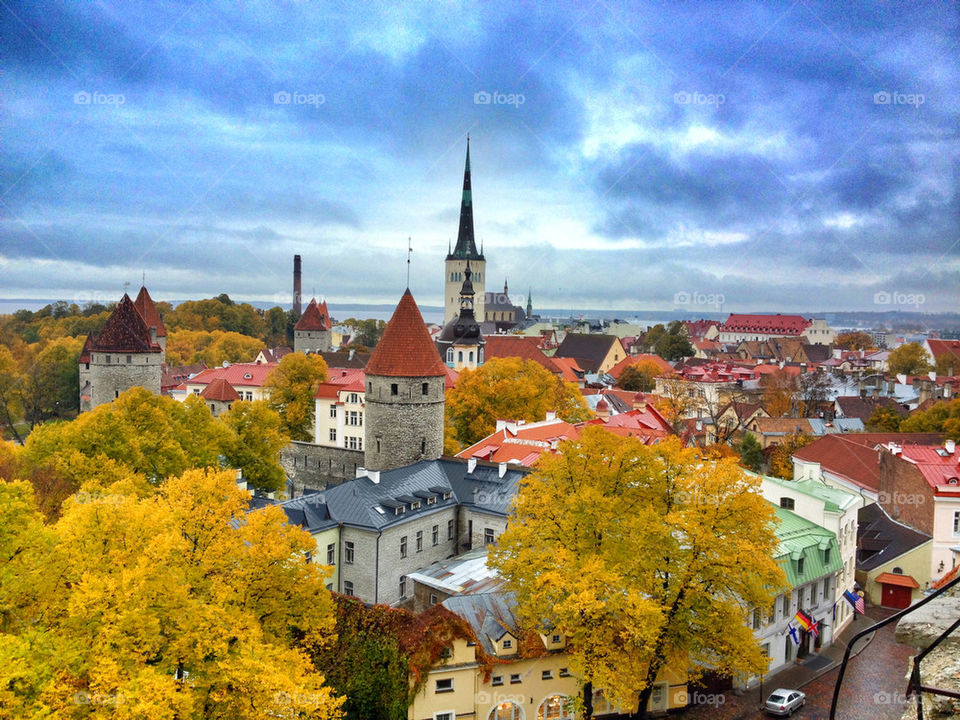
[
  {"x1": 165, "y1": 329, "x2": 264, "y2": 366},
  {"x1": 900, "y1": 398, "x2": 960, "y2": 440},
  {"x1": 0, "y1": 470, "x2": 342, "y2": 720},
  {"x1": 642, "y1": 322, "x2": 694, "y2": 361},
  {"x1": 265, "y1": 353, "x2": 329, "y2": 441},
  {"x1": 491, "y1": 430, "x2": 786, "y2": 719},
  {"x1": 445, "y1": 357, "x2": 590, "y2": 448},
  {"x1": 887, "y1": 342, "x2": 933, "y2": 376},
  {"x1": 617, "y1": 360, "x2": 663, "y2": 392},
  {"x1": 834, "y1": 331, "x2": 876, "y2": 351}
]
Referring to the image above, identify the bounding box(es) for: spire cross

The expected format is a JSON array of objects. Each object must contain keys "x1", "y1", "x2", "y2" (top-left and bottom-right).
[{"x1": 406, "y1": 236, "x2": 413, "y2": 288}]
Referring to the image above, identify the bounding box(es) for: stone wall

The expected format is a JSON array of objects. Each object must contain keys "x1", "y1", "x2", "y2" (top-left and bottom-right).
[
  {"x1": 878, "y1": 452, "x2": 934, "y2": 535},
  {"x1": 294, "y1": 330, "x2": 331, "y2": 354},
  {"x1": 363, "y1": 374, "x2": 445, "y2": 471},
  {"x1": 282, "y1": 441, "x2": 364, "y2": 495},
  {"x1": 88, "y1": 351, "x2": 162, "y2": 409},
  {"x1": 895, "y1": 595, "x2": 960, "y2": 719}
]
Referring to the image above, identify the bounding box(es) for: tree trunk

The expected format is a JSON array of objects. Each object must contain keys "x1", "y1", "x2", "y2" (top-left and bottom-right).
[
  {"x1": 582, "y1": 681, "x2": 593, "y2": 720},
  {"x1": 632, "y1": 684, "x2": 653, "y2": 720}
]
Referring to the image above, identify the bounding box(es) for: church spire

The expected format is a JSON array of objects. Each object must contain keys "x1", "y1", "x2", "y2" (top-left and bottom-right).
[
  {"x1": 526, "y1": 288, "x2": 533, "y2": 318},
  {"x1": 447, "y1": 137, "x2": 483, "y2": 261}
]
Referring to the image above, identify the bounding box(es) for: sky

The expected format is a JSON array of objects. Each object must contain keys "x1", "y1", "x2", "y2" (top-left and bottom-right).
[{"x1": 1, "y1": 0, "x2": 958, "y2": 314}]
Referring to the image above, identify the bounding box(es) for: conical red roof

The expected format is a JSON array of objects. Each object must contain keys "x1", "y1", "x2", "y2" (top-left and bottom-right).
[
  {"x1": 134, "y1": 286, "x2": 167, "y2": 337},
  {"x1": 365, "y1": 290, "x2": 446, "y2": 377},
  {"x1": 91, "y1": 294, "x2": 161, "y2": 353},
  {"x1": 200, "y1": 377, "x2": 241, "y2": 402},
  {"x1": 295, "y1": 298, "x2": 333, "y2": 331}
]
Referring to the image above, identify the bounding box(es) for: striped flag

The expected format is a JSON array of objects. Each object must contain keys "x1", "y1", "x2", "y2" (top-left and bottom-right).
[
  {"x1": 795, "y1": 610, "x2": 819, "y2": 638},
  {"x1": 843, "y1": 589, "x2": 865, "y2": 614}
]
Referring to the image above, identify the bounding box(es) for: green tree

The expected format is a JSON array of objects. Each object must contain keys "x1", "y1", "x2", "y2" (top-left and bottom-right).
[
  {"x1": 768, "y1": 432, "x2": 814, "y2": 479},
  {"x1": 738, "y1": 432, "x2": 764, "y2": 471},
  {"x1": 900, "y1": 398, "x2": 960, "y2": 441},
  {"x1": 866, "y1": 405, "x2": 903, "y2": 432},
  {"x1": 0, "y1": 470, "x2": 343, "y2": 719},
  {"x1": 265, "y1": 352, "x2": 329, "y2": 441},
  {"x1": 445, "y1": 357, "x2": 590, "y2": 447},
  {"x1": 643, "y1": 322, "x2": 694, "y2": 361},
  {"x1": 887, "y1": 342, "x2": 933, "y2": 376},
  {"x1": 835, "y1": 331, "x2": 875, "y2": 350},
  {"x1": 617, "y1": 360, "x2": 663, "y2": 392},
  {"x1": 221, "y1": 400, "x2": 290, "y2": 493},
  {"x1": 934, "y1": 353, "x2": 960, "y2": 377},
  {"x1": 491, "y1": 430, "x2": 786, "y2": 719}
]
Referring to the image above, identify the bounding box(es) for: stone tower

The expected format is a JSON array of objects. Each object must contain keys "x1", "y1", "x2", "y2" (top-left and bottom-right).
[
  {"x1": 294, "y1": 298, "x2": 332, "y2": 353},
  {"x1": 364, "y1": 289, "x2": 447, "y2": 472},
  {"x1": 444, "y1": 138, "x2": 485, "y2": 324},
  {"x1": 86, "y1": 293, "x2": 163, "y2": 409},
  {"x1": 436, "y1": 260, "x2": 485, "y2": 371},
  {"x1": 133, "y1": 285, "x2": 167, "y2": 353}
]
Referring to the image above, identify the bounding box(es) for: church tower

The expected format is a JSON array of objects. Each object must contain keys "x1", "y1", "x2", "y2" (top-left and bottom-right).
[
  {"x1": 444, "y1": 138, "x2": 485, "y2": 324},
  {"x1": 364, "y1": 290, "x2": 447, "y2": 472},
  {"x1": 436, "y1": 259, "x2": 485, "y2": 371}
]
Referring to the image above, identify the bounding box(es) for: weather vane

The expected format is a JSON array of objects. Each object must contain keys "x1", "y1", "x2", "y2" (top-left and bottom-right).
[{"x1": 406, "y1": 236, "x2": 413, "y2": 288}]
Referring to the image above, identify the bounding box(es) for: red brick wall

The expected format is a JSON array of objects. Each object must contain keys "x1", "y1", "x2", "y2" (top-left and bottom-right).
[{"x1": 877, "y1": 452, "x2": 934, "y2": 534}]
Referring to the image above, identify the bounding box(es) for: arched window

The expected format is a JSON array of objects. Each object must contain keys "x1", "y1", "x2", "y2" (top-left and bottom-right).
[
  {"x1": 458, "y1": 351, "x2": 463, "y2": 363},
  {"x1": 446, "y1": 348, "x2": 454, "y2": 363},
  {"x1": 489, "y1": 702, "x2": 523, "y2": 720},
  {"x1": 537, "y1": 695, "x2": 573, "y2": 720},
  {"x1": 469, "y1": 351, "x2": 474, "y2": 362}
]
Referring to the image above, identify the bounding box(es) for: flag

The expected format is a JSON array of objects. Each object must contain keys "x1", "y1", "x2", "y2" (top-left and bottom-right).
[
  {"x1": 794, "y1": 610, "x2": 814, "y2": 632},
  {"x1": 809, "y1": 619, "x2": 819, "y2": 639},
  {"x1": 787, "y1": 625, "x2": 799, "y2": 645},
  {"x1": 843, "y1": 589, "x2": 865, "y2": 614}
]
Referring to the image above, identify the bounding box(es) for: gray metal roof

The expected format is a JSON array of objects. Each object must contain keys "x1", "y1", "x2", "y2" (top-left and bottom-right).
[{"x1": 442, "y1": 591, "x2": 519, "y2": 655}]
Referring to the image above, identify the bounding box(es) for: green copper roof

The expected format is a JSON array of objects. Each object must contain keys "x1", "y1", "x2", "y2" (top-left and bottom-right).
[
  {"x1": 772, "y1": 504, "x2": 842, "y2": 587},
  {"x1": 748, "y1": 470, "x2": 859, "y2": 514},
  {"x1": 447, "y1": 139, "x2": 483, "y2": 261}
]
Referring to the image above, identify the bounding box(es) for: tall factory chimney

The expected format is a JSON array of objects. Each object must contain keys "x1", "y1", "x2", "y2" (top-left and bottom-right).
[{"x1": 293, "y1": 254, "x2": 302, "y2": 317}]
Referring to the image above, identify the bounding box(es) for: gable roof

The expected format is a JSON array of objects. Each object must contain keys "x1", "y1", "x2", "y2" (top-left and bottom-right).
[
  {"x1": 133, "y1": 285, "x2": 167, "y2": 337},
  {"x1": 857, "y1": 502, "x2": 931, "y2": 572},
  {"x1": 365, "y1": 290, "x2": 447, "y2": 377},
  {"x1": 835, "y1": 395, "x2": 908, "y2": 421},
  {"x1": 607, "y1": 354, "x2": 674, "y2": 380},
  {"x1": 91, "y1": 294, "x2": 162, "y2": 354},
  {"x1": 554, "y1": 333, "x2": 618, "y2": 373},
  {"x1": 442, "y1": 592, "x2": 519, "y2": 655},
  {"x1": 318, "y1": 350, "x2": 369, "y2": 369},
  {"x1": 926, "y1": 339, "x2": 960, "y2": 367},
  {"x1": 295, "y1": 298, "x2": 333, "y2": 331},
  {"x1": 720, "y1": 313, "x2": 811, "y2": 336},
  {"x1": 79, "y1": 332, "x2": 95, "y2": 363},
  {"x1": 187, "y1": 362, "x2": 276, "y2": 388},
  {"x1": 200, "y1": 377, "x2": 241, "y2": 402},
  {"x1": 772, "y1": 504, "x2": 843, "y2": 586},
  {"x1": 483, "y1": 335, "x2": 561, "y2": 374}
]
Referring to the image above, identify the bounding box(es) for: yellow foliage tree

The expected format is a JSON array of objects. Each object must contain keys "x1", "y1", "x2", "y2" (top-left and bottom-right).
[
  {"x1": 761, "y1": 369, "x2": 800, "y2": 418},
  {"x1": 445, "y1": 357, "x2": 590, "y2": 447},
  {"x1": 220, "y1": 400, "x2": 290, "y2": 493},
  {"x1": 265, "y1": 353, "x2": 330, "y2": 441},
  {"x1": 491, "y1": 430, "x2": 786, "y2": 719},
  {"x1": 165, "y1": 329, "x2": 264, "y2": 366},
  {"x1": 0, "y1": 470, "x2": 343, "y2": 720}
]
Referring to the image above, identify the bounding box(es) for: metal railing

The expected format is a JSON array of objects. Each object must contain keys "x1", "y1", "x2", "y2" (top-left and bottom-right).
[{"x1": 829, "y1": 573, "x2": 960, "y2": 720}]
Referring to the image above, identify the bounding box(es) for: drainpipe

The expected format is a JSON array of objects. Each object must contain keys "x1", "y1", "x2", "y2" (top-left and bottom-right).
[{"x1": 374, "y1": 529, "x2": 382, "y2": 604}]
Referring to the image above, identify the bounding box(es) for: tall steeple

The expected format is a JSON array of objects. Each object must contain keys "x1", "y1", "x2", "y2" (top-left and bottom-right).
[
  {"x1": 447, "y1": 137, "x2": 484, "y2": 261},
  {"x1": 526, "y1": 288, "x2": 533, "y2": 318}
]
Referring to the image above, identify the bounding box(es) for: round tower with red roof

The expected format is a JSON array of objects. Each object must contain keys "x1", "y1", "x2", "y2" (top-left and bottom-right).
[
  {"x1": 363, "y1": 289, "x2": 447, "y2": 471},
  {"x1": 293, "y1": 298, "x2": 333, "y2": 353}
]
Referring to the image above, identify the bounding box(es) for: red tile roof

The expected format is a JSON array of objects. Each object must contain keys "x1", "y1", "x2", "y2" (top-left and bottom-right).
[
  {"x1": 365, "y1": 290, "x2": 447, "y2": 377},
  {"x1": 295, "y1": 298, "x2": 333, "y2": 331},
  {"x1": 133, "y1": 286, "x2": 167, "y2": 337},
  {"x1": 874, "y1": 571, "x2": 920, "y2": 589},
  {"x1": 550, "y1": 356, "x2": 584, "y2": 383},
  {"x1": 78, "y1": 332, "x2": 95, "y2": 363},
  {"x1": 720, "y1": 313, "x2": 810, "y2": 335},
  {"x1": 932, "y1": 563, "x2": 959, "y2": 590},
  {"x1": 484, "y1": 335, "x2": 561, "y2": 374},
  {"x1": 200, "y1": 377, "x2": 241, "y2": 402},
  {"x1": 926, "y1": 339, "x2": 960, "y2": 367},
  {"x1": 895, "y1": 444, "x2": 960, "y2": 493},
  {"x1": 187, "y1": 362, "x2": 276, "y2": 388},
  {"x1": 314, "y1": 368, "x2": 366, "y2": 399},
  {"x1": 91, "y1": 294, "x2": 162, "y2": 353}
]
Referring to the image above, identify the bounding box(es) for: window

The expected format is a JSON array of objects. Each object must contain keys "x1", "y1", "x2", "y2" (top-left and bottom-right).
[
  {"x1": 824, "y1": 547, "x2": 831, "y2": 564},
  {"x1": 954, "y1": 510, "x2": 960, "y2": 535},
  {"x1": 399, "y1": 576, "x2": 406, "y2": 598},
  {"x1": 422, "y1": 382, "x2": 429, "y2": 395},
  {"x1": 330, "y1": 404, "x2": 337, "y2": 418},
  {"x1": 551, "y1": 634, "x2": 561, "y2": 644},
  {"x1": 752, "y1": 609, "x2": 761, "y2": 629},
  {"x1": 541, "y1": 670, "x2": 553, "y2": 680},
  {"x1": 797, "y1": 557, "x2": 805, "y2": 575},
  {"x1": 446, "y1": 348, "x2": 454, "y2": 363},
  {"x1": 343, "y1": 581, "x2": 354, "y2": 596},
  {"x1": 326, "y1": 543, "x2": 335, "y2": 565},
  {"x1": 428, "y1": 495, "x2": 436, "y2": 505},
  {"x1": 106, "y1": 355, "x2": 111, "y2": 364},
  {"x1": 435, "y1": 678, "x2": 453, "y2": 693},
  {"x1": 780, "y1": 497, "x2": 795, "y2": 510},
  {"x1": 491, "y1": 675, "x2": 504, "y2": 687},
  {"x1": 458, "y1": 351, "x2": 463, "y2": 363},
  {"x1": 502, "y1": 639, "x2": 512, "y2": 649},
  {"x1": 421, "y1": 438, "x2": 426, "y2": 454},
  {"x1": 349, "y1": 393, "x2": 359, "y2": 403},
  {"x1": 126, "y1": 354, "x2": 131, "y2": 363},
  {"x1": 329, "y1": 429, "x2": 337, "y2": 442},
  {"x1": 344, "y1": 541, "x2": 355, "y2": 564},
  {"x1": 245, "y1": 392, "x2": 253, "y2": 401},
  {"x1": 509, "y1": 673, "x2": 521, "y2": 684},
  {"x1": 391, "y1": 383, "x2": 398, "y2": 396},
  {"x1": 435, "y1": 713, "x2": 453, "y2": 720},
  {"x1": 400, "y1": 536, "x2": 407, "y2": 558},
  {"x1": 448, "y1": 519, "x2": 455, "y2": 539},
  {"x1": 440, "y1": 647, "x2": 452, "y2": 659},
  {"x1": 376, "y1": 437, "x2": 381, "y2": 453},
  {"x1": 559, "y1": 668, "x2": 571, "y2": 677},
  {"x1": 781, "y1": 595, "x2": 789, "y2": 617},
  {"x1": 432, "y1": 525, "x2": 439, "y2": 545},
  {"x1": 469, "y1": 351, "x2": 474, "y2": 362},
  {"x1": 484, "y1": 528, "x2": 495, "y2": 545},
  {"x1": 416, "y1": 531, "x2": 423, "y2": 552},
  {"x1": 430, "y1": 593, "x2": 438, "y2": 605}
]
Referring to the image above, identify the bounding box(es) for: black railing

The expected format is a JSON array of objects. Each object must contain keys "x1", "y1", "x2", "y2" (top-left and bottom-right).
[{"x1": 829, "y1": 573, "x2": 960, "y2": 720}]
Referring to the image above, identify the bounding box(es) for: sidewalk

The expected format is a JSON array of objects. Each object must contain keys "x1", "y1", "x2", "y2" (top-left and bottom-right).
[{"x1": 679, "y1": 607, "x2": 885, "y2": 720}]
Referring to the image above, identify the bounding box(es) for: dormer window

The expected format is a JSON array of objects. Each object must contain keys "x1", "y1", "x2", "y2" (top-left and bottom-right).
[
  {"x1": 410, "y1": 501, "x2": 421, "y2": 510},
  {"x1": 427, "y1": 496, "x2": 436, "y2": 505},
  {"x1": 395, "y1": 506, "x2": 405, "y2": 516}
]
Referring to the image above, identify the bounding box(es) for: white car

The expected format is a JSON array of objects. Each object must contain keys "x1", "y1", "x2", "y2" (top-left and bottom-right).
[{"x1": 765, "y1": 688, "x2": 805, "y2": 716}]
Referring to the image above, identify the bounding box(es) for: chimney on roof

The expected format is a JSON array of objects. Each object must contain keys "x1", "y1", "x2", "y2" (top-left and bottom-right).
[
  {"x1": 946, "y1": 439, "x2": 956, "y2": 455},
  {"x1": 498, "y1": 462, "x2": 507, "y2": 479},
  {"x1": 929, "y1": 370, "x2": 937, "y2": 381},
  {"x1": 496, "y1": 419, "x2": 507, "y2": 432},
  {"x1": 545, "y1": 410, "x2": 556, "y2": 421},
  {"x1": 348, "y1": 348, "x2": 355, "y2": 361},
  {"x1": 293, "y1": 255, "x2": 302, "y2": 317},
  {"x1": 368, "y1": 470, "x2": 380, "y2": 484},
  {"x1": 467, "y1": 457, "x2": 477, "y2": 473}
]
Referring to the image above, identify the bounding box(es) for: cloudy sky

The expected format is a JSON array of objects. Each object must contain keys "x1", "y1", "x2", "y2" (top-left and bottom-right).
[{"x1": 1, "y1": 1, "x2": 957, "y2": 314}]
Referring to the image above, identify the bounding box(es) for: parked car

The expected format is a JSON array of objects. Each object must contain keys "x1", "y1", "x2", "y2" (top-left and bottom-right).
[{"x1": 765, "y1": 688, "x2": 805, "y2": 716}]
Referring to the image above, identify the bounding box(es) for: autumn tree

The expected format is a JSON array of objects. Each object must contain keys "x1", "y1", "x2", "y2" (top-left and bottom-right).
[
  {"x1": 617, "y1": 360, "x2": 663, "y2": 392},
  {"x1": 165, "y1": 328, "x2": 264, "y2": 365},
  {"x1": 266, "y1": 352, "x2": 329, "y2": 441},
  {"x1": 768, "y1": 432, "x2": 814, "y2": 479},
  {"x1": 221, "y1": 400, "x2": 290, "y2": 493},
  {"x1": 761, "y1": 369, "x2": 800, "y2": 418},
  {"x1": 866, "y1": 405, "x2": 903, "y2": 432},
  {"x1": 0, "y1": 346, "x2": 25, "y2": 444},
  {"x1": 0, "y1": 470, "x2": 343, "y2": 719},
  {"x1": 643, "y1": 322, "x2": 694, "y2": 361},
  {"x1": 934, "y1": 353, "x2": 960, "y2": 377},
  {"x1": 491, "y1": 430, "x2": 785, "y2": 720},
  {"x1": 887, "y1": 342, "x2": 933, "y2": 376},
  {"x1": 445, "y1": 357, "x2": 590, "y2": 447},
  {"x1": 900, "y1": 398, "x2": 960, "y2": 441},
  {"x1": 834, "y1": 331, "x2": 876, "y2": 351},
  {"x1": 652, "y1": 378, "x2": 696, "y2": 435}
]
